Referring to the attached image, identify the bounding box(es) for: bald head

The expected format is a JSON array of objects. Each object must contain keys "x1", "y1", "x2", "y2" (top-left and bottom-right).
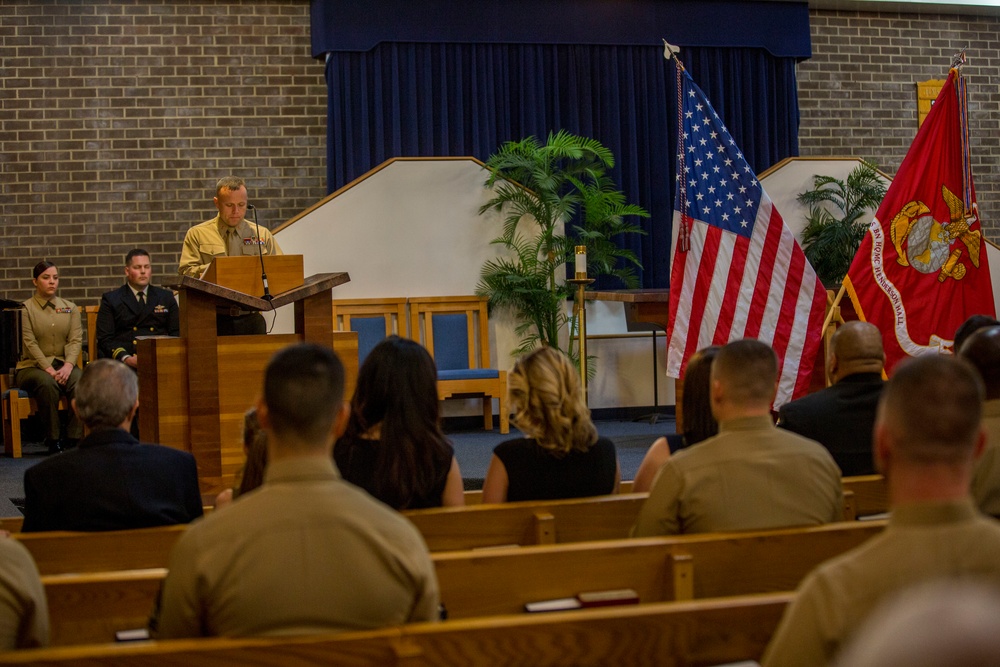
[
  {"x1": 959, "y1": 325, "x2": 1000, "y2": 400},
  {"x1": 829, "y1": 321, "x2": 884, "y2": 382},
  {"x1": 876, "y1": 354, "x2": 983, "y2": 467}
]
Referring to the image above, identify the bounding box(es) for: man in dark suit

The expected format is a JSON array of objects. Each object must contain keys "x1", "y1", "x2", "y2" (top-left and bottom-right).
[
  {"x1": 777, "y1": 320, "x2": 885, "y2": 476},
  {"x1": 21, "y1": 359, "x2": 203, "y2": 532},
  {"x1": 96, "y1": 248, "x2": 179, "y2": 369}
]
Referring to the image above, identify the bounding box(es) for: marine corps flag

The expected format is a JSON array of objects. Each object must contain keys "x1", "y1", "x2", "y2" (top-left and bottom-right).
[{"x1": 844, "y1": 66, "x2": 994, "y2": 372}]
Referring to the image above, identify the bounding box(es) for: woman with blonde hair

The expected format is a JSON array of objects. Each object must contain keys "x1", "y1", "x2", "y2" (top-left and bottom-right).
[{"x1": 481, "y1": 346, "x2": 619, "y2": 503}]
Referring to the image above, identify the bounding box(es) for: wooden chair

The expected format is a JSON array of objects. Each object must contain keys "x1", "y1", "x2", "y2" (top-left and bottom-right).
[
  {"x1": 1, "y1": 306, "x2": 97, "y2": 457},
  {"x1": 331, "y1": 297, "x2": 408, "y2": 366},
  {"x1": 408, "y1": 295, "x2": 508, "y2": 434}
]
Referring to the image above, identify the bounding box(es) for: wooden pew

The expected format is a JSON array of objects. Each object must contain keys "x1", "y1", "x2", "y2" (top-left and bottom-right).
[
  {"x1": 405, "y1": 493, "x2": 648, "y2": 551},
  {"x1": 0, "y1": 591, "x2": 794, "y2": 666},
  {"x1": 37, "y1": 520, "x2": 885, "y2": 646},
  {"x1": 13, "y1": 494, "x2": 650, "y2": 576},
  {"x1": 841, "y1": 474, "x2": 888, "y2": 517}
]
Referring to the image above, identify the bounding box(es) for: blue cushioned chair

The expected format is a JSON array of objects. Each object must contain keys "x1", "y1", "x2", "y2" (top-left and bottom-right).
[
  {"x1": 331, "y1": 297, "x2": 409, "y2": 367},
  {"x1": 407, "y1": 295, "x2": 508, "y2": 434}
]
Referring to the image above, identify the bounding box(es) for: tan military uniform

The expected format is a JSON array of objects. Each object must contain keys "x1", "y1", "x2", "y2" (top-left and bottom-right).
[
  {"x1": 972, "y1": 399, "x2": 1000, "y2": 517},
  {"x1": 762, "y1": 501, "x2": 1000, "y2": 667},
  {"x1": 630, "y1": 415, "x2": 843, "y2": 536},
  {"x1": 178, "y1": 214, "x2": 282, "y2": 278},
  {"x1": 14, "y1": 295, "x2": 84, "y2": 441},
  {"x1": 154, "y1": 456, "x2": 439, "y2": 638},
  {"x1": 0, "y1": 537, "x2": 48, "y2": 649},
  {"x1": 16, "y1": 294, "x2": 81, "y2": 370}
]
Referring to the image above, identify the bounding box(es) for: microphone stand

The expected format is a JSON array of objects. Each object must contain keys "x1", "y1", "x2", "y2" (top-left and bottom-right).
[{"x1": 247, "y1": 204, "x2": 273, "y2": 302}]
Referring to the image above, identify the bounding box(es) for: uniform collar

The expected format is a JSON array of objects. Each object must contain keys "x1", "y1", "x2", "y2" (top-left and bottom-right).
[
  {"x1": 718, "y1": 415, "x2": 775, "y2": 433},
  {"x1": 215, "y1": 215, "x2": 243, "y2": 237},
  {"x1": 984, "y1": 399, "x2": 1000, "y2": 418},
  {"x1": 264, "y1": 456, "x2": 341, "y2": 485},
  {"x1": 890, "y1": 499, "x2": 980, "y2": 527},
  {"x1": 31, "y1": 294, "x2": 56, "y2": 309}
]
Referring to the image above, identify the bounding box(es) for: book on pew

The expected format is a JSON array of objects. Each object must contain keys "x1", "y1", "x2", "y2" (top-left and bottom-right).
[{"x1": 525, "y1": 589, "x2": 639, "y2": 613}]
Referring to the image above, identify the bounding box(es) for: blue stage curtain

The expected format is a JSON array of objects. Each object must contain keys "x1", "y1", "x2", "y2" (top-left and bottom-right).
[{"x1": 323, "y1": 43, "x2": 800, "y2": 289}]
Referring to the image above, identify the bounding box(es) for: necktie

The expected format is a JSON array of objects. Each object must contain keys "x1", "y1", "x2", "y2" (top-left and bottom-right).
[
  {"x1": 137, "y1": 291, "x2": 145, "y2": 306},
  {"x1": 227, "y1": 229, "x2": 242, "y2": 257}
]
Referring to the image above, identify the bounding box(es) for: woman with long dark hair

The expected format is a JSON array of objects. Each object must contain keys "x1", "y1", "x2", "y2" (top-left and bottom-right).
[
  {"x1": 15, "y1": 261, "x2": 84, "y2": 454},
  {"x1": 334, "y1": 336, "x2": 464, "y2": 509}
]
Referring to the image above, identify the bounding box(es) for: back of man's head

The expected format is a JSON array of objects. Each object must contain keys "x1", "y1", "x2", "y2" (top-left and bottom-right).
[
  {"x1": 830, "y1": 321, "x2": 884, "y2": 381},
  {"x1": 74, "y1": 359, "x2": 138, "y2": 430},
  {"x1": 263, "y1": 343, "x2": 345, "y2": 449},
  {"x1": 954, "y1": 314, "x2": 1000, "y2": 356},
  {"x1": 958, "y1": 325, "x2": 1000, "y2": 401},
  {"x1": 711, "y1": 339, "x2": 778, "y2": 415},
  {"x1": 877, "y1": 354, "x2": 983, "y2": 466}
]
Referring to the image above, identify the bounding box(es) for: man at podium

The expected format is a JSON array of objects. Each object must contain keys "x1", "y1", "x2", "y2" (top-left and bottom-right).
[{"x1": 178, "y1": 176, "x2": 283, "y2": 335}]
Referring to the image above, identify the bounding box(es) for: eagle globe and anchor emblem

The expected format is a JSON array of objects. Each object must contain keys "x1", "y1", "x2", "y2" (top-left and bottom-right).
[{"x1": 890, "y1": 184, "x2": 982, "y2": 281}]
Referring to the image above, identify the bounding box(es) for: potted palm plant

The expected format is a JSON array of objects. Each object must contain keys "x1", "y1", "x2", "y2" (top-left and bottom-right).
[
  {"x1": 477, "y1": 130, "x2": 648, "y2": 365},
  {"x1": 798, "y1": 159, "x2": 888, "y2": 286}
]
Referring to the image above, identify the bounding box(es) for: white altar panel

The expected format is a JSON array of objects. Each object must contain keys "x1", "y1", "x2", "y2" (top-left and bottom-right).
[{"x1": 272, "y1": 158, "x2": 673, "y2": 413}]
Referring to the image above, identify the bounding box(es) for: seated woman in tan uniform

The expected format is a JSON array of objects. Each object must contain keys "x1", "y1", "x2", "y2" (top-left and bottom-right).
[
  {"x1": 15, "y1": 261, "x2": 83, "y2": 454},
  {"x1": 481, "y1": 346, "x2": 620, "y2": 503}
]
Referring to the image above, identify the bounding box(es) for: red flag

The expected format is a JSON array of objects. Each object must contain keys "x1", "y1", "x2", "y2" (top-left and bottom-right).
[
  {"x1": 844, "y1": 68, "x2": 994, "y2": 372},
  {"x1": 665, "y1": 66, "x2": 827, "y2": 407}
]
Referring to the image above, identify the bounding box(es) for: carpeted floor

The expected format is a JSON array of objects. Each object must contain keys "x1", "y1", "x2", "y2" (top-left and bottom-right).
[{"x1": 0, "y1": 417, "x2": 674, "y2": 517}]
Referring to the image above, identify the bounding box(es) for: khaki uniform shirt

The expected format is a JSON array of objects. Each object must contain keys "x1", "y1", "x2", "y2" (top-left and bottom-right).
[
  {"x1": 972, "y1": 399, "x2": 1000, "y2": 517},
  {"x1": 631, "y1": 416, "x2": 843, "y2": 537},
  {"x1": 762, "y1": 500, "x2": 1000, "y2": 667},
  {"x1": 154, "y1": 456, "x2": 439, "y2": 638},
  {"x1": 0, "y1": 537, "x2": 49, "y2": 649},
  {"x1": 178, "y1": 214, "x2": 282, "y2": 278},
  {"x1": 16, "y1": 295, "x2": 82, "y2": 370}
]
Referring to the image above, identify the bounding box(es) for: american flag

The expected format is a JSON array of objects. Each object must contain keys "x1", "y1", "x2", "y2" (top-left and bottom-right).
[{"x1": 665, "y1": 65, "x2": 826, "y2": 407}]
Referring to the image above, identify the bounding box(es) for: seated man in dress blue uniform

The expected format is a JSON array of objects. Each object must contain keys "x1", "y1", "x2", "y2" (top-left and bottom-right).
[
  {"x1": 21, "y1": 359, "x2": 203, "y2": 532},
  {"x1": 96, "y1": 248, "x2": 179, "y2": 369},
  {"x1": 777, "y1": 321, "x2": 885, "y2": 476}
]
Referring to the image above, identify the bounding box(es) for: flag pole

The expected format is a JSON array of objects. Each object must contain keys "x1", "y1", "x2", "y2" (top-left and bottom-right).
[{"x1": 821, "y1": 283, "x2": 847, "y2": 335}]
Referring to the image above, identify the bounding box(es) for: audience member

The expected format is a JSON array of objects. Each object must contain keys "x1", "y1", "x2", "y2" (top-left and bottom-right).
[
  {"x1": 21, "y1": 360, "x2": 203, "y2": 532},
  {"x1": 631, "y1": 339, "x2": 842, "y2": 537},
  {"x1": 96, "y1": 248, "x2": 179, "y2": 369},
  {"x1": 833, "y1": 581, "x2": 1000, "y2": 667},
  {"x1": 0, "y1": 536, "x2": 48, "y2": 649},
  {"x1": 154, "y1": 343, "x2": 439, "y2": 638},
  {"x1": 481, "y1": 346, "x2": 620, "y2": 503},
  {"x1": 214, "y1": 407, "x2": 269, "y2": 509},
  {"x1": 777, "y1": 321, "x2": 885, "y2": 475},
  {"x1": 762, "y1": 355, "x2": 1000, "y2": 667},
  {"x1": 15, "y1": 261, "x2": 83, "y2": 454},
  {"x1": 953, "y1": 313, "x2": 999, "y2": 356},
  {"x1": 632, "y1": 346, "x2": 719, "y2": 493},
  {"x1": 957, "y1": 324, "x2": 1000, "y2": 517},
  {"x1": 178, "y1": 176, "x2": 282, "y2": 335},
  {"x1": 334, "y1": 336, "x2": 463, "y2": 509}
]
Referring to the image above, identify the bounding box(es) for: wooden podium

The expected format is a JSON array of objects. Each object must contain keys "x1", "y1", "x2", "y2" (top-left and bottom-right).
[{"x1": 138, "y1": 256, "x2": 356, "y2": 495}]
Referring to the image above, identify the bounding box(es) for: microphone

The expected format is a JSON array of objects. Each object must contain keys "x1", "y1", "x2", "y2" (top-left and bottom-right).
[{"x1": 247, "y1": 204, "x2": 273, "y2": 302}]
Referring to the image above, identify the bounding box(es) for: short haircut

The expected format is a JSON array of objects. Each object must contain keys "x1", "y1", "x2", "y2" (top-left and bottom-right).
[
  {"x1": 958, "y1": 325, "x2": 1000, "y2": 401},
  {"x1": 508, "y1": 346, "x2": 597, "y2": 456},
  {"x1": 831, "y1": 321, "x2": 884, "y2": 366},
  {"x1": 954, "y1": 314, "x2": 1000, "y2": 356},
  {"x1": 877, "y1": 354, "x2": 983, "y2": 464},
  {"x1": 32, "y1": 260, "x2": 56, "y2": 280},
  {"x1": 74, "y1": 359, "x2": 138, "y2": 429},
  {"x1": 263, "y1": 343, "x2": 345, "y2": 446},
  {"x1": 125, "y1": 248, "x2": 150, "y2": 266},
  {"x1": 215, "y1": 176, "x2": 246, "y2": 196},
  {"x1": 711, "y1": 339, "x2": 778, "y2": 406}
]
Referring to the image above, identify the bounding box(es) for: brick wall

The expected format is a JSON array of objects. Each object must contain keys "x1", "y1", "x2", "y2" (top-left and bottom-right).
[
  {"x1": 0, "y1": 0, "x2": 327, "y2": 303},
  {"x1": 799, "y1": 9, "x2": 1000, "y2": 235},
  {"x1": 3, "y1": 3, "x2": 999, "y2": 306}
]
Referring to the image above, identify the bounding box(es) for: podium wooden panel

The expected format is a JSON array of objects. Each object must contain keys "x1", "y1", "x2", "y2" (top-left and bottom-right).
[{"x1": 143, "y1": 258, "x2": 354, "y2": 494}]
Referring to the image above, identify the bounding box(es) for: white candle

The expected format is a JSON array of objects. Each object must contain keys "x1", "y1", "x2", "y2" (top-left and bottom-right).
[{"x1": 575, "y1": 246, "x2": 587, "y2": 278}]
